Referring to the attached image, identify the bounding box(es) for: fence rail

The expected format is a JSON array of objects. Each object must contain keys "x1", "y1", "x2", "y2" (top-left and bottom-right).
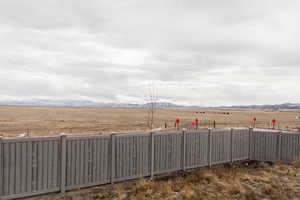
[{"x1": 0, "y1": 128, "x2": 300, "y2": 200}]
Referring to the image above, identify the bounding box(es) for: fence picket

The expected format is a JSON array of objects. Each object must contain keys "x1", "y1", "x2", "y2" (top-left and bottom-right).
[
  {"x1": 110, "y1": 134, "x2": 115, "y2": 184},
  {"x1": 60, "y1": 135, "x2": 67, "y2": 194}
]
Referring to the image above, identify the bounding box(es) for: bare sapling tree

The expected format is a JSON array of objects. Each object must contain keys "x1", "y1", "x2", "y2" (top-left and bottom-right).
[{"x1": 146, "y1": 84, "x2": 158, "y2": 129}]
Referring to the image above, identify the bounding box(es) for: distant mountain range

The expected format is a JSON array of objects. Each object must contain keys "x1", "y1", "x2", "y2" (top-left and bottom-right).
[
  {"x1": 0, "y1": 99, "x2": 198, "y2": 109},
  {"x1": 0, "y1": 99, "x2": 299, "y2": 110},
  {"x1": 213, "y1": 103, "x2": 300, "y2": 110}
]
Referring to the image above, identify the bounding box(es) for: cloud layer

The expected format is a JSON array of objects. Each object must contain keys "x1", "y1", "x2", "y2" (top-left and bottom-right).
[{"x1": 0, "y1": 0, "x2": 299, "y2": 106}]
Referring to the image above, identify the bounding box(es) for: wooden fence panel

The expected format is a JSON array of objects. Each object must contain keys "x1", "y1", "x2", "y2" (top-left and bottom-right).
[
  {"x1": 281, "y1": 132, "x2": 300, "y2": 163},
  {"x1": 251, "y1": 129, "x2": 280, "y2": 161},
  {"x1": 1, "y1": 137, "x2": 61, "y2": 200},
  {"x1": 211, "y1": 129, "x2": 231, "y2": 164},
  {"x1": 184, "y1": 130, "x2": 209, "y2": 169},
  {"x1": 65, "y1": 135, "x2": 111, "y2": 190},
  {"x1": 114, "y1": 133, "x2": 151, "y2": 182},
  {"x1": 232, "y1": 128, "x2": 250, "y2": 161},
  {"x1": 153, "y1": 132, "x2": 182, "y2": 175}
]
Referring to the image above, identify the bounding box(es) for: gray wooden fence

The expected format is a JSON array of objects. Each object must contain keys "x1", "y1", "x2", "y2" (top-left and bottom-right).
[{"x1": 0, "y1": 128, "x2": 299, "y2": 200}]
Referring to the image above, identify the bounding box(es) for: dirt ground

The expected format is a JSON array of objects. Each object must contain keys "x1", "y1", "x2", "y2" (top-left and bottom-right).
[
  {"x1": 25, "y1": 161, "x2": 300, "y2": 200},
  {"x1": 0, "y1": 105, "x2": 300, "y2": 137}
]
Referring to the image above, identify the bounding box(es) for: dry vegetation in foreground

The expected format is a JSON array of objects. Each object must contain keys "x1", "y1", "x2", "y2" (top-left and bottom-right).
[{"x1": 27, "y1": 161, "x2": 300, "y2": 200}]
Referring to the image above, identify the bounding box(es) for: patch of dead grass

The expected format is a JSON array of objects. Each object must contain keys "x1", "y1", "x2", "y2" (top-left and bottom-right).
[{"x1": 26, "y1": 162, "x2": 300, "y2": 200}]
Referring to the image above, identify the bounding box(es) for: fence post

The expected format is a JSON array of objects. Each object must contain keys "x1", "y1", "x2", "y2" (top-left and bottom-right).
[
  {"x1": 230, "y1": 128, "x2": 233, "y2": 163},
  {"x1": 278, "y1": 131, "x2": 282, "y2": 161},
  {"x1": 0, "y1": 136, "x2": 3, "y2": 198},
  {"x1": 150, "y1": 132, "x2": 155, "y2": 179},
  {"x1": 208, "y1": 129, "x2": 212, "y2": 167},
  {"x1": 110, "y1": 134, "x2": 115, "y2": 184},
  {"x1": 60, "y1": 134, "x2": 67, "y2": 194},
  {"x1": 248, "y1": 128, "x2": 253, "y2": 160},
  {"x1": 182, "y1": 130, "x2": 186, "y2": 171}
]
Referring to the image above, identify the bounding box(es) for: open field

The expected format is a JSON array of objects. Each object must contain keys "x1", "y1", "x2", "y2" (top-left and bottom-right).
[
  {"x1": 1, "y1": 106, "x2": 300, "y2": 200},
  {"x1": 0, "y1": 105, "x2": 300, "y2": 137},
  {"x1": 26, "y1": 161, "x2": 300, "y2": 200}
]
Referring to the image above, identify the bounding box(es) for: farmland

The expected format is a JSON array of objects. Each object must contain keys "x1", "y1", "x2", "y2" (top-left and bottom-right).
[{"x1": 0, "y1": 105, "x2": 299, "y2": 137}]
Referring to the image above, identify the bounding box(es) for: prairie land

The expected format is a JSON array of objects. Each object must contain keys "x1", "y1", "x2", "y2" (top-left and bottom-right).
[
  {"x1": 0, "y1": 105, "x2": 299, "y2": 137},
  {"x1": 1, "y1": 105, "x2": 300, "y2": 200}
]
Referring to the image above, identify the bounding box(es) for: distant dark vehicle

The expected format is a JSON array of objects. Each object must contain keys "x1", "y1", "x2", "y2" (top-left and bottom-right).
[
  {"x1": 195, "y1": 111, "x2": 206, "y2": 114},
  {"x1": 195, "y1": 111, "x2": 230, "y2": 115}
]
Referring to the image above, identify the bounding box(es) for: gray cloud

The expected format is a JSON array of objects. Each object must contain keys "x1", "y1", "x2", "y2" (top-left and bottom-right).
[{"x1": 0, "y1": 0, "x2": 299, "y2": 106}]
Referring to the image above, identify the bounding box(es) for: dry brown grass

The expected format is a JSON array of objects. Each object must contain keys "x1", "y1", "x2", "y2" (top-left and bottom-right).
[
  {"x1": 0, "y1": 105, "x2": 300, "y2": 137},
  {"x1": 26, "y1": 162, "x2": 300, "y2": 200}
]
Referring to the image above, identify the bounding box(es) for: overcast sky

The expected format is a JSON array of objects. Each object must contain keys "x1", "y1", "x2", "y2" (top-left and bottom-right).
[{"x1": 0, "y1": 0, "x2": 299, "y2": 106}]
